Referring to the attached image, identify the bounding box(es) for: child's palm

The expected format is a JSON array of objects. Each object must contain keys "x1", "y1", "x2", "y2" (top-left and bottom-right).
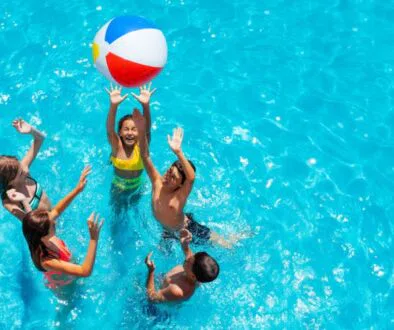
[
  {"x1": 167, "y1": 128, "x2": 184, "y2": 152},
  {"x1": 137, "y1": 90, "x2": 150, "y2": 104},
  {"x1": 105, "y1": 84, "x2": 128, "y2": 105},
  {"x1": 132, "y1": 83, "x2": 156, "y2": 105},
  {"x1": 111, "y1": 90, "x2": 124, "y2": 104},
  {"x1": 13, "y1": 119, "x2": 32, "y2": 134}
]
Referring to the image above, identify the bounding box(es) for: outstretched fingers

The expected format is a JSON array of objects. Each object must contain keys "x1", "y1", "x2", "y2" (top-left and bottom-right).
[
  {"x1": 145, "y1": 251, "x2": 153, "y2": 264},
  {"x1": 82, "y1": 165, "x2": 92, "y2": 177}
]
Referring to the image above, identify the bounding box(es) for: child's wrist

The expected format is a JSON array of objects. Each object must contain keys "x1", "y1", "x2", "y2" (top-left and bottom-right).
[{"x1": 31, "y1": 127, "x2": 45, "y2": 139}]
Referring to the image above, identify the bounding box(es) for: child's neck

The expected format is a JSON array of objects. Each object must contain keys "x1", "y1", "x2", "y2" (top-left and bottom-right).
[
  {"x1": 122, "y1": 142, "x2": 136, "y2": 155},
  {"x1": 14, "y1": 178, "x2": 27, "y2": 190},
  {"x1": 182, "y1": 270, "x2": 196, "y2": 285}
]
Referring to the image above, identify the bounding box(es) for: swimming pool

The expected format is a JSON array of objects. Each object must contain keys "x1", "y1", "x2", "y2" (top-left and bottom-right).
[{"x1": 1, "y1": 0, "x2": 393, "y2": 328}]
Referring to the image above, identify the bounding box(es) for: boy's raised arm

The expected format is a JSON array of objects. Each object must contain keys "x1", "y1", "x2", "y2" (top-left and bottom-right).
[
  {"x1": 168, "y1": 128, "x2": 195, "y2": 184},
  {"x1": 132, "y1": 83, "x2": 156, "y2": 144},
  {"x1": 133, "y1": 109, "x2": 161, "y2": 183}
]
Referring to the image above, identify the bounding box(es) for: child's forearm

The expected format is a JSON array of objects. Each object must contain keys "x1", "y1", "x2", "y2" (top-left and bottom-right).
[
  {"x1": 80, "y1": 240, "x2": 98, "y2": 277},
  {"x1": 142, "y1": 103, "x2": 151, "y2": 142},
  {"x1": 106, "y1": 105, "x2": 118, "y2": 140},
  {"x1": 107, "y1": 105, "x2": 118, "y2": 123},
  {"x1": 138, "y1": 132, "x2": 150, "y2": 159},
  {"x1": 30, "y1": 126, "x2": 45, "y2": 139},
  {"x1": 182, "y1": 244, "x2": 193, "y2": 259},
  {"x1": 175, "y1": 150, "x2": 195, "y2": 181},
  {"x1": 146, "y1": 270, "x2": 157, "y2": 300},
  {"x1": 52, "y1": 187, "x2": 80, "y2": 217},
  {"x1": 21, "y1": 128, "x2": 45, "y2": 168}
]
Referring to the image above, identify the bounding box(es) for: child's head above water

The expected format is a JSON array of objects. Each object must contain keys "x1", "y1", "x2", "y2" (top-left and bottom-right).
[
  {"x1": 22, "y1": 210, "x2": 54, "y2": 271},
  {"x1": 118, "y1": 113, "x2": 138, "y2": 147},
  {"x1": 184, "y1": 252, "x2": 220, "y2": 283},
  {"x1": 162, "y1": 160, "x2": 196, "y2": 188},
  {"x1": 0, "y1": 156, "x2": 26, "y2": 195}
]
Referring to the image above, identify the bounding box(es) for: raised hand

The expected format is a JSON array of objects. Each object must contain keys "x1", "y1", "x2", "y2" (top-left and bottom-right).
[
  {"x1": 6, "y1": 189, "x2": 29, "y2": 203},
  {"x1": 131, "y1": 82, "x2": 156, "y2": 106},
  {"x1": 145, "y1": 252, "x2": 155, "y2": 271},
  {"x1": 12, "y1": 119, "x2": 32, "y2": 135},
  {"x1": 167, "y1": 127, "x2": 184, "y2": 154},
  {"x1": 180, "y1": 229, "x2": 192, "y2": 247},
  {"x1": 132, "y1": 109, "x2": 146, "y2": 133},
  {"x1": 87, "y1": 212, "x2": 104, "y2": 240},
  {"x1": 75, "y1": 165, "x2": 91, "y2": 193},
  {"x1": 105, "y1": 84, "x2": 128, "y2": 106}
]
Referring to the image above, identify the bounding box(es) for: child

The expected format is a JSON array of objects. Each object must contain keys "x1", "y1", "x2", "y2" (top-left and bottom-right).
[
  {"x1": 105, "y1": 83, "x2": 156, "y2": 197},
  {"x1": 145, "y1": 229, "x2": 219, "y2": 302},
  {"x1": 1, "y1": 118, "x2": 51, "y2": 221},
  {"x1": 8, "y1": 166, "x2": 104, "y2": 289},
  {"x1": 133, "y1": 110, "x2": 231, "y2": 247}
]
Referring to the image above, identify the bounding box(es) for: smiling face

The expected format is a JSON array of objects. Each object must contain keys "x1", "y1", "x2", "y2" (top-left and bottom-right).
[{"x1": 119, "y1": 118, "x2": 138, "y2": 147}]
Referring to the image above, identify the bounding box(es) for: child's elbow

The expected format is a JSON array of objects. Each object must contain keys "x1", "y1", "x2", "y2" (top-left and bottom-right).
[
  {"x1": 147, "y1": 290, "x2": 162, "y2": 303},
  {"x1": 80, "y1": 267, "x2": 93, "y2": 277},
  {"x1": 147, "y1": 293, "x2": 157, "y2": 302}
]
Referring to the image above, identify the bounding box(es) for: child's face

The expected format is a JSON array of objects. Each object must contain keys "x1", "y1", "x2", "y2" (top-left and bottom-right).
[
  {"x1": 119, "y1": 119, "x2": 138, "y2": 146},
  {"x1": 162, "y1": 166, "x2": 183, "y2": 188}
]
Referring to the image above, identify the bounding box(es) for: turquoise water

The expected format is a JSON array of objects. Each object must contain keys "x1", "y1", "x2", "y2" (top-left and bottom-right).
[{"x1": 1, "y1": 0, "x2": 394, "y2": 328}]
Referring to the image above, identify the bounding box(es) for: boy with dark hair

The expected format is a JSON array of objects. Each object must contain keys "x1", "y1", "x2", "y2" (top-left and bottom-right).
[
  {"x1": 133, "y1": 110, "x2": 230, "y2": 246},
  {"x1": 145, "y1": 229, "x2": 219, "y2": 302}
]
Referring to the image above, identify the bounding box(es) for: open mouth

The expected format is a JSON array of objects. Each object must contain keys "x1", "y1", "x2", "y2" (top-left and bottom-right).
[{"x1": 124, "y1": 136, "x2": 135, "y2": 143}]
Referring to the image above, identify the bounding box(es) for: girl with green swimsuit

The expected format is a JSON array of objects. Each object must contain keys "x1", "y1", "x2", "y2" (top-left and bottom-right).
[
  {"x1": 105, "y1": 83, "x2": 156, "y2": 211},
  {"x1": 0, "y1": 118, "x2": 51, "y2": 221}
]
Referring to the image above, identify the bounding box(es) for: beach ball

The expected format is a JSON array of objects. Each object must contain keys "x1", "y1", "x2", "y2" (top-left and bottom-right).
[{"x1": 92, "y1": 16, "x2": 167, "y2": 87}]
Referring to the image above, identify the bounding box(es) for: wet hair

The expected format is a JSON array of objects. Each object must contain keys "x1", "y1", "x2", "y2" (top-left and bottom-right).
[
  {"x1": 192, "y1": 252, "x2": 219, "y2": 283},
  {"x1": 22, "y1": 210, "x2": 52, "y2": 272},
  {"x1": 171, "y1": 160, "x2": 196, "y2": 184},
  {"x1": 0, "y1": 156, "x2": 20, "y2": 199},
  {"x1": 117, "y1": 114, "x2": 135, "y2": 133}
]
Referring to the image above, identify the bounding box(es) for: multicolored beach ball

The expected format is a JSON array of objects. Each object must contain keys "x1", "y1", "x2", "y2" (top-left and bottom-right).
[{"x1": 92, "y1": 16, "x2": 167, "y2": 87}]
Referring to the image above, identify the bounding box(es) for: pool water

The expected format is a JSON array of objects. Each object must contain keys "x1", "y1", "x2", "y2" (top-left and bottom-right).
[{"x1": 1, "y1": 0, "x2": 393, "y2": 328}]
